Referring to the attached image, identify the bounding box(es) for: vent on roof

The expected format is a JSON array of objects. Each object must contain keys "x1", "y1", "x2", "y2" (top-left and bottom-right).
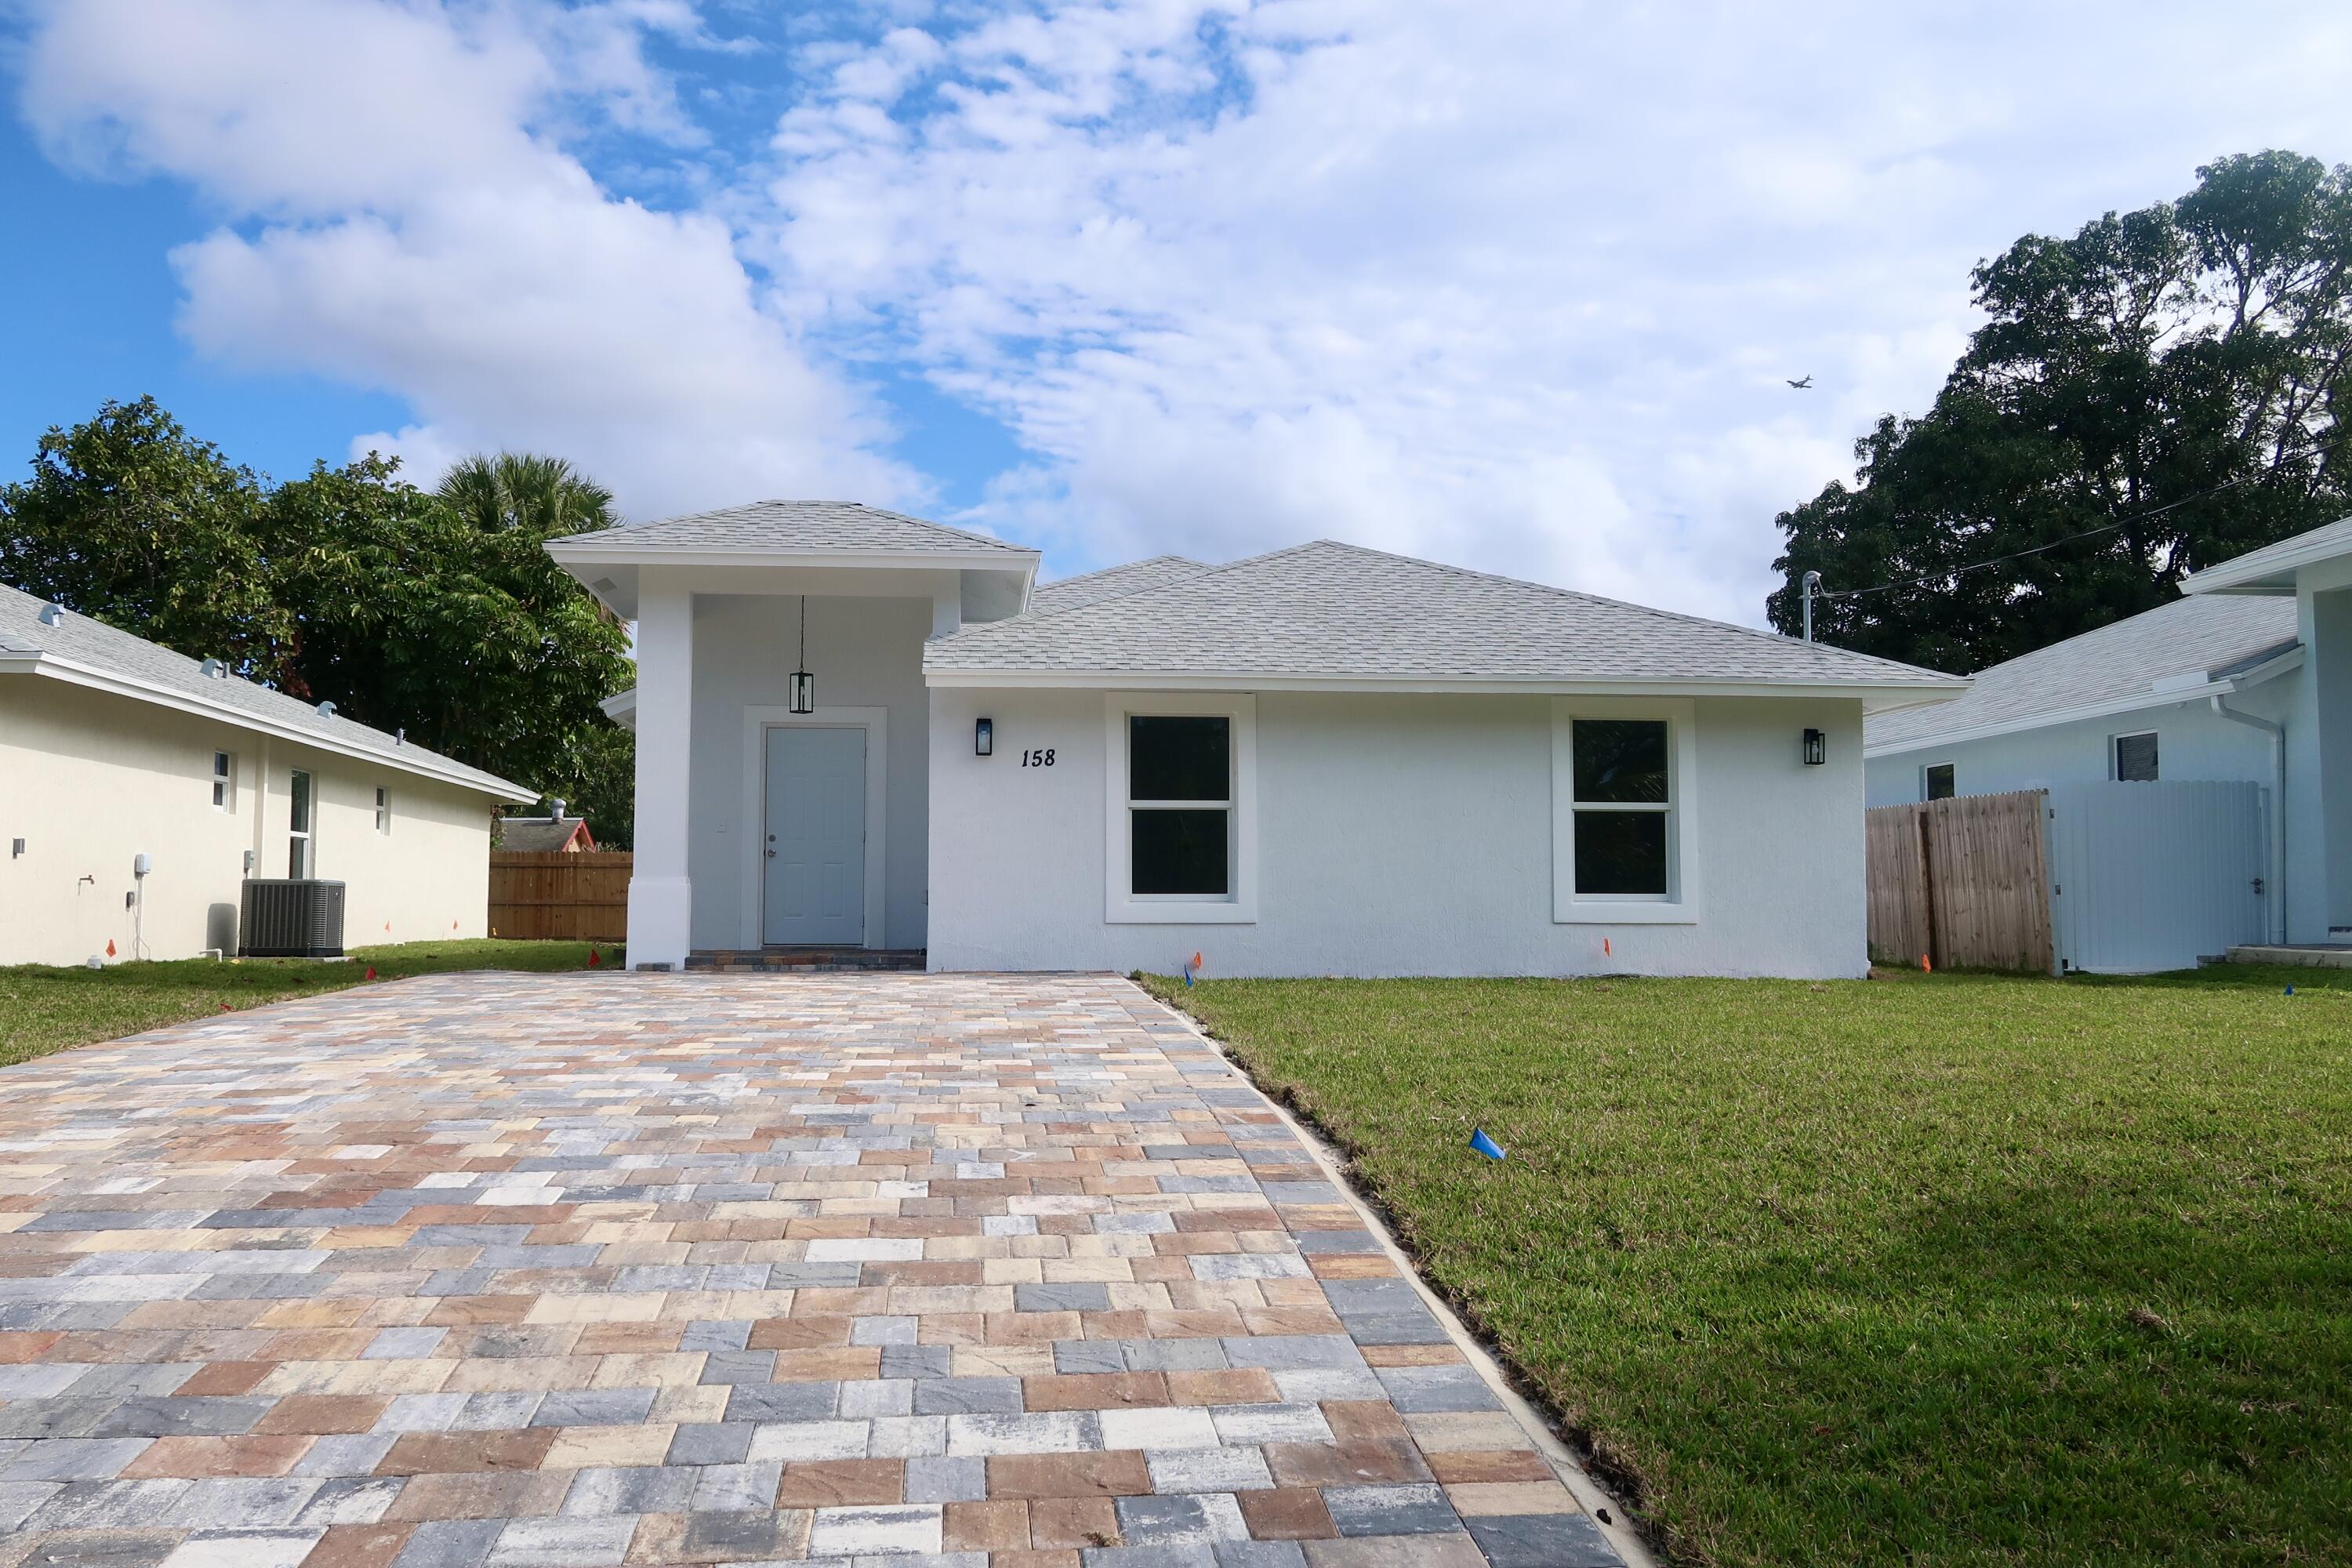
[
  {"x1": 199, "y1": 658, "x2": 226, "y2": 679},
  {"x1": 316, "y1": 700, "x2": 336, "y2": 717},
  {"x1": 36, "y1": 601, "x2": 63, "y2": 626}
]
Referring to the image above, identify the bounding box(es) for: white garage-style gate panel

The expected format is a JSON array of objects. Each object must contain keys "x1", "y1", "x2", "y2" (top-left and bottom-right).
[{"x1": 2046, "y1": 781, "x2": 2267, "y2": 974}]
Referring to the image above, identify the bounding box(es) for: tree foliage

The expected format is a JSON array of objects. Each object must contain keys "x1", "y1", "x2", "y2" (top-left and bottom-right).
[
  {"x1": 0, "y1": 398, "x2": 635, "y2": 842},
  {"x1": 1770, "y1": 151, "x2": 2352, "y2": 672}
]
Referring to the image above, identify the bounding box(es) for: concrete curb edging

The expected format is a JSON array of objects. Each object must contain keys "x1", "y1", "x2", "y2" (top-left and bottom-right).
[{"x1": 1135, "y1": 978, "x2": 1661, "y2": 1568}]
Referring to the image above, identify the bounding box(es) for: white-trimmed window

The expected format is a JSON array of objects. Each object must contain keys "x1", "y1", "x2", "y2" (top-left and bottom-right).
[
  {"x1": 375, "y1": 786, "x2": 391, "y2": 834},
  {"x1": 289, "y1": 768, "x2": 314, "y2": 878},
  {"x1": 1552, "y1": 698, "x2": 1698, "y2": 924},
  {"x1": 2112, "y1": 731, "x2": 2158, "y2": 782},
  {"x1": 211, "y1": 750, "x2": 234, "y2": 811},
  {"x1": 1104, "y1": 693, "x2": 1257, "y2": 924},
  {"x1": 1924, "y1": 761, "x2": 1956, "y2": 800}
]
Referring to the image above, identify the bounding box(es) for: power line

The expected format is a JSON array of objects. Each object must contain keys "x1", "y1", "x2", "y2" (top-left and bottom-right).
[{"x1": 1810, "y1": 426, "x2": 2352, "y2": 604}]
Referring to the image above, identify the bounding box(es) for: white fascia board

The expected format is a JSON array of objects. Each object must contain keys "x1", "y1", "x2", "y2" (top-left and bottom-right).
[
  {"x1": 921, "y1": 666, "x2": 1967, "y2": 710},
  {"x1": 2181, "y1": 527, "x2": 2352, "y2": 594},
  {"x1": 1863, "y1": 644, "x2": 2305, "y2": 759},
  {"x1": 0, "y1": 652, "x2": 535, "y2": 802},
  {"x1": 546, "y1": 544, "x2": 1039, "y2": 572},
  {"x1": 601, "y1": 688, "x2": 637, "y2": 729}
]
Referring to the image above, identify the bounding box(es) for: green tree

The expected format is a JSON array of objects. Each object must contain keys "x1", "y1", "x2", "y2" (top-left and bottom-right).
[
  {"x1": 0, "y1": 397, "x2": 286, "y2": 676},
  {"x1": 1770, "y1": 151, "x2": 2352, "y2": 672},
  {"x1": 0, "y1": 406, "x2": 635, "y2": 832}
]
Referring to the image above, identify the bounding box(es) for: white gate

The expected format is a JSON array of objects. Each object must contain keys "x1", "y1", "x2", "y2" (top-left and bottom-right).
[{"x1": 2045, "y1": 782, "x2": 2267, "y2": 973}]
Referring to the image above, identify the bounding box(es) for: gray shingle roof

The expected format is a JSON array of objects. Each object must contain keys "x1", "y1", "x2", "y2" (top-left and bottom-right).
[
  {"x1": 550, "y1": 499, "x2": 1035, "y2": 557},
  {"x1": 1026, "y1": 556, "x2": 1207, "y2": 617},
  {"x1": 926, "y1": 539, "x2": 1959, "y2": 689},
  {"x1": 0, "y1": 583, "x2": 532, "y2": 799},
  {"x1": 496, "y1": 817, "x2": 592, "y2": 851},
  {"x1": 1864, "y1": 593, "x2": 2299, "y2": 752}
]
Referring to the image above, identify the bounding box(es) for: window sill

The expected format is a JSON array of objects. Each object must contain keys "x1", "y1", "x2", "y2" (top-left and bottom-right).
[
  {"x1": 1555, "y1": 901, "x2": 1700, "y2": 926},
  {"x1": 1107, "y1": 898, "x2": 1258, "y2": 925}
]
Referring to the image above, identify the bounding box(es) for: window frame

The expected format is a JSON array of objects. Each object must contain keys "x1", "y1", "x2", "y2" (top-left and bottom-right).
[
  {"x1": 2111, "y1": 730, "x2": 2159, "y2": 782},
  {"x1": 1552, "y1": 697, "x2": 1699, "y2": 925},
  {"x1": 1103, "y1": 692, "x2": 1258, "y2": 924},
  {"x1": 211, "y1": 750, "x2": 234, "y2": 811},
  {"x1": 289, "y1": 768, "x2": 314, "y2": 879},
  {"x1": 375, "y1": 786, "x2": 391, "y2": 835},
  {"x1": 1923, "y1": 760, "x2": 1956, "y2": 801}
]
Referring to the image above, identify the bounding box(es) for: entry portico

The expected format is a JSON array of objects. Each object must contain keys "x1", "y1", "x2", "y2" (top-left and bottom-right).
[{"x1": 548, "y1": 501, "x2": 1037, "y2": 969}]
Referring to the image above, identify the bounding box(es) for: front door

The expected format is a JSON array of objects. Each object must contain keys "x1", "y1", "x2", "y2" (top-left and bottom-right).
[{"x1": 764, "y1": 725, "x2": 867, "y2": 946}]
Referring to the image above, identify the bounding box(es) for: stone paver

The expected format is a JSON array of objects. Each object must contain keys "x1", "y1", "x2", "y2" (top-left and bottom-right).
[{"x1": 0, "y1": 972, "x2": 1624, "y2": 1566}]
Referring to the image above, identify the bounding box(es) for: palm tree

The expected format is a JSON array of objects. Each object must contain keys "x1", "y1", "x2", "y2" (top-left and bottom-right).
[{"x1": 436, "y1": 452, "x2": 618, "y2": 539}]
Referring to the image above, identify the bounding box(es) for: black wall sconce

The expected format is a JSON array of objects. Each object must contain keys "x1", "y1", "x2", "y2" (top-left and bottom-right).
[
  {"x1": 1802, "y1": 727, "x2": 1827, "y2": 766},
  {"x1": 975, "y1": 717, "x2": 993, "y2": 757}
]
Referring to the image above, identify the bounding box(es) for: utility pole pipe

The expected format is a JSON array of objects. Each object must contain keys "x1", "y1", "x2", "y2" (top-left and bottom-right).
[{"x1": 1802, "y1": 570, "x2": 1822, "y2": 642}]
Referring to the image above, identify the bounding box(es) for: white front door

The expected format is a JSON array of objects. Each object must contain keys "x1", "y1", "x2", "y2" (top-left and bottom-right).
[{"x1": 764, "y1": 725, "x2": 867, "y2": 946}]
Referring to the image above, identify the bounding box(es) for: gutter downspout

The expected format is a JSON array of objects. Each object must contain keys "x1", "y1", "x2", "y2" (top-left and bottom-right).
[{"x1": 2211, "y1": 695, "x2": 2287, "y2": 944}]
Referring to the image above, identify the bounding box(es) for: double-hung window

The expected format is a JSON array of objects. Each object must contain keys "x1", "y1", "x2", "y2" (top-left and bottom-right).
[
  {"x1": 1105, "y1": 694, "x2": 1257, "y2": 923},
  {"x1": 212, "y1": 751, "x2": 234, "y2": 811},
  {"x1": 375, "y1": 786, "x2": 392, "y2": 834},
  {"x1": 1552, "y1": 698, "x2": 1697, "y2": 923},
  {"x1": 289, "y1": 769, "x2": 314, "y2": 878}
]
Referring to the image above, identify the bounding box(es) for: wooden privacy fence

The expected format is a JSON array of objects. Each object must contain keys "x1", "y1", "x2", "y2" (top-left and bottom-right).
[
  {"x1": 489, "y1": 851, "x2": 630, "y2": 942},
  {"x1": 1866, "y1": 791, "x2": 2055, "y2": 973}
]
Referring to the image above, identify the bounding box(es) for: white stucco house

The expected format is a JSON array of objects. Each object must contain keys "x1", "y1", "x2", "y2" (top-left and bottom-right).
[
  {"x1": 1865, "y1": 514, "x2": 2352, "y2": 952},
  {"x1": 0, "y1": 584, "x2": 532, "y2": 966},
  {"x1": 551, "y1": 502, "x2": 1963, "y2": 978}
]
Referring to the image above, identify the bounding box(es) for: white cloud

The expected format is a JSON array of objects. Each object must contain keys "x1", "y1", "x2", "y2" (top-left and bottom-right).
[
  {"x1": 15, "y1": 0, "x2": 2352, "y2": 621},
  {"x1": 16, "y1": 0, "x2": 920, "y2": 517},
  {"x1": 754, "y1": 0, "x2": 2352, "y2": 620}
]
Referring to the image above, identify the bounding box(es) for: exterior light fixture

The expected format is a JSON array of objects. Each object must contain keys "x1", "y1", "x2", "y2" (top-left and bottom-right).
[
  {"x1": 975, "y1": 717, "x2": 993, "y2": 757},
  {"x1": 789, "y1": 594, "x2": 815, "y2": 714},
  {"x1": 1802, "y1": 728, "x2": 1827, "y2": 766}
]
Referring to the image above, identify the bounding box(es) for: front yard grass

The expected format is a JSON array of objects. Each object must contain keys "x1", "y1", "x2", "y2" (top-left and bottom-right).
[
  {"x1": 1143, "y1": 965, "x2": 2352, "y2": 1568},
  {"x1": 0, "y1": 938, "x2": 622, "y2": 1067}
]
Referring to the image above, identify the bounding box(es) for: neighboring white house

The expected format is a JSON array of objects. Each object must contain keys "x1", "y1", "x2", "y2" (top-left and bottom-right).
[
  {"x1": 1, "y1": 584, "x2": 533, "y2": 966},
  {"x1": 1865, "y1": 514, "x2": 2352, "y2": 955},
  {"x1": 551, "y1": 501, "x2": 1964, "y2": 978}
]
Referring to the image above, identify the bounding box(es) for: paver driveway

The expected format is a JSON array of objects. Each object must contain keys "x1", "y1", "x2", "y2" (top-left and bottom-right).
[{"x1": 0, "y1": 973, "x2": 1628, "y2": 1568}]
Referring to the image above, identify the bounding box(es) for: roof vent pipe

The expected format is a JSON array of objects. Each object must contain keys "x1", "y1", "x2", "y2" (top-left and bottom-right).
[
  {"x1": 316, "y1": 700, "x2": 336, "y2": 717},
  {"x1": 37, "y1": 601, "x2": 63, "y2": 626},
  {"x1": 550, "y1": 799, "x2": 567, "y2": 822}
]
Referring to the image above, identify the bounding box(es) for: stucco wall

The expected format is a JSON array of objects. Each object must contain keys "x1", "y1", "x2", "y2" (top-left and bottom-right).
[
  {"x1": 0, "y1": 677, "x2": 497, "y2": 966},
  {"x1": 1863, "y1": 678, "x2": 2296, "y2": 808},
  {"x1": 927, "y1": 688, "x2": 1867, "y2": 978},
  {"x1": 685, "y1": 593, "x2": 931, "y2": 950}
]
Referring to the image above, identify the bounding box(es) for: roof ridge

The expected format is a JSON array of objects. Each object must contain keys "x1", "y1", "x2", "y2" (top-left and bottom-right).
[
  {"x1": 1284, "y1": 539, "x2": 1951, "y2": 680},
  {"x1": 942, "y1": 543, "x2": 1326, "y2": 645}
]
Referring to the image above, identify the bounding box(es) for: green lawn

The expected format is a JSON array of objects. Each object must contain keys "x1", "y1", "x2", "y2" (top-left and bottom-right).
[
  {"x1": 1142, "y1": 965, "x2": 2352, "y2": 1568},
  {"x1": 0, "y1": 938, "x2": 622, "y2": 1068}
]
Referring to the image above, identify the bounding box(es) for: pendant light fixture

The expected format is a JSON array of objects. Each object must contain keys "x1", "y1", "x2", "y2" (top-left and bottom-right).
[{"x1": 789, "y1": 594, "x2": 815, "y2": 714}]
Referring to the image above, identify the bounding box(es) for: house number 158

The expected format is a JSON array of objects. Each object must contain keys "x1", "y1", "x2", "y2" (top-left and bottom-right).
[{"x1": 1021, "y1": 749, "x2": 1056, "y2": 768}]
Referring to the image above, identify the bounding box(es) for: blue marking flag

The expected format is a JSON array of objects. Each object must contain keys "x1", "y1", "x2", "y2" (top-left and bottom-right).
[{"x1": 1469, "y1": 1128, "x2": 1506, "y2": 1160}]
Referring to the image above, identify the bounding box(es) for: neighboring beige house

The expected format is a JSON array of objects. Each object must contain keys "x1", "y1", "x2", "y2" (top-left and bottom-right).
[{"x1": 0, "y1": 585, "x2": 533, "y2": 967}]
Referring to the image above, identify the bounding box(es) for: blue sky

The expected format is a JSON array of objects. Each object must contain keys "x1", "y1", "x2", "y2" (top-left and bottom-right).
[{"x1": 6, "y1": 0, "x2": 2351, "y2": 622}]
